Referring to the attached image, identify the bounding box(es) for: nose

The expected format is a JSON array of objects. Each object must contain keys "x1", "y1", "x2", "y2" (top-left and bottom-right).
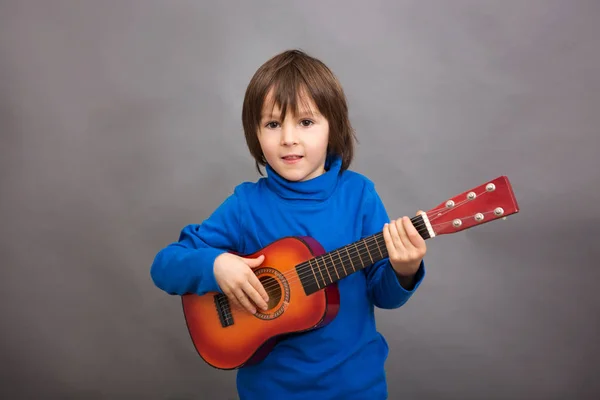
[{"x1": 280, "y1": 124, "x2": 298, "y2": 146}]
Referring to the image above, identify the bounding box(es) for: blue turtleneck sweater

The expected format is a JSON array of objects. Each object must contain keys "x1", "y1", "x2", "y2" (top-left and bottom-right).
[{"x1": 150, "y1": 156, "x2": 426, "y2": 399}]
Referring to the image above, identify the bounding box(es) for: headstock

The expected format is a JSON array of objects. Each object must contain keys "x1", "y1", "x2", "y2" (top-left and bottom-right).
[{"x1": 422, "y1": 176, "x2": 519, "y2": 237}]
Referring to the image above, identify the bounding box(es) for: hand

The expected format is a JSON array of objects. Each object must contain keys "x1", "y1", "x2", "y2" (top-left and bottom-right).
[
  {"x1": 213, "y1": 253, "x2": 269, "y2": 314},
  {"x1": 383, "y1": 210, "x2": 427, "y2": 278}
]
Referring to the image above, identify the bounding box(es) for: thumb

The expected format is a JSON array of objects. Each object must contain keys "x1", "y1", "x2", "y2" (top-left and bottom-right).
[
  {"x1": 242, "y1": 254, "x2": 265, "y2": 267},
  {"x1": 416, "y1": 210, "x2": 424, "y2": 216}
]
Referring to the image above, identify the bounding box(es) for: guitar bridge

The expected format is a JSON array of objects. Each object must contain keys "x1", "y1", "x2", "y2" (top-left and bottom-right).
[{"x1": 214, "y1": 293, "x2": 234, "y2": 328}]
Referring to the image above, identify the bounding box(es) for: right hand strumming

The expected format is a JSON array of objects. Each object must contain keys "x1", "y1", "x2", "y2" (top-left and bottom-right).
[{"x1": 213, "y1": 253, "x2": 269, "y2": 314}]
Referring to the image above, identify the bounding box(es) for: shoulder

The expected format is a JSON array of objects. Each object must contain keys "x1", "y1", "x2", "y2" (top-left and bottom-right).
[
  {"x1": 229, "y1": 178, "x2": 268, "y2": 200},
  {"x1": 337, "y1": 169, "x2": 387, "y2": 215},
  {"x1": 210, "y1": 180, "x2": 260, "y2": 210},
  {"x1": 338, "y1": 169, "x2": 378, "y2": 195}
]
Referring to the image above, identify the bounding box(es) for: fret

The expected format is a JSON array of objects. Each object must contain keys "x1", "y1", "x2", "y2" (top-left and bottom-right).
[
  {"x1": 309, "y1": 259, "x2": 324, "y2": 288},
  {"x1": 413, "y1": 215, "x2": 430, "y2": 240},
  {"x1": 364, "y1": 237, "x2": 377, "y2": 261},
  {"x1": 344, "y1": 246, "x2": 356, "y2": 273},
  {"x1": 359, "y1": 238, "x2": 374, "y2": 266},
  {"x1": 330, "y1": 249, "x2": 348, "y2": 280},
  {"x1": 329, "y1": 253, "x2": 340, "y2": 280},
  {"x1": 336, "y1": 250, "x2": 347, "y2": 276},
  {"x1": 319, "y1": 256, "x2": 333, "y2": 285},
  {"x1": 319, "y1": 257, "x2": 331, "y2": 286},
  {"x1": 354, "y1": 240, "x2": 365, "y2": 268},
  {"x1": 327, "y1": 255, "x2": 337, "y2": 285},
  {"x1": 353, "y1": 242, "x2": 364, "y2": 268},
  {"x1": 364, "y1": 238, "x2": 374, "y2": 264},
  {"x1": 374, "y1": 235, "x2": 385, "y2": 258},
  {"x1": 297, "y1": 260, "x2": 319, "y2": 295},
  {"x1": 308, "y1": 260, "x2": 322, "y2": 289}
]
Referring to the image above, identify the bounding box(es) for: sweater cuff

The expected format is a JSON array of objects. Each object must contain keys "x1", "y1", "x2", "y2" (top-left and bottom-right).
[
  {"x1": 191, "y1": 247, "x2": 227, "y2": 294},
  {"x1": 391, "y1": 259, "x2": 426, "y2": 294}
]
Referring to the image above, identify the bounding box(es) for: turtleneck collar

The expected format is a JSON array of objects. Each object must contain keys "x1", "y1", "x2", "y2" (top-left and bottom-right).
[{"x1": 264, "y1": 155, "x2": 342, "y2": 202}]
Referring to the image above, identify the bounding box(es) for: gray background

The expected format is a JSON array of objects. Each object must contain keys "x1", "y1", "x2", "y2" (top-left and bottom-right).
[{"x1": 1, "y1": 1, "x2": 598, "y2": 399}]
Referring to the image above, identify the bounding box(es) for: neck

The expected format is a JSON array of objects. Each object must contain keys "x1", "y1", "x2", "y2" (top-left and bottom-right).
[
  {"x1": 264, "y1": 155, "x2": 342, "y2": 202},
  {"x1": 297, "y1": 214, "x2": 433, "y2": 296}
]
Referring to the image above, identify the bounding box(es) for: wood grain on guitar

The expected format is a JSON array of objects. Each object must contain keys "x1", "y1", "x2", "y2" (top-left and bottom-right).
[{"x1": 180, "y1": 176, "x2": 520, "y2": 370}]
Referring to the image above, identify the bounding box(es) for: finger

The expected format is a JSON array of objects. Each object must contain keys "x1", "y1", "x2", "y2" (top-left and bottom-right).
[
  {"x1": 229, "y1": 294, "x2": 244, "y2": 313},
  {"x1": 404, "y1": 216, "x2": 426, "y2": 248},
  {"x1": 382, "y1": 223, "x2": 397, "y2": 258},
  {"x1": 396, "y1": 217, "x2": 413, "y2": 250},
  {"x1": 248, "y1": 272, "x2": 269, "y2": 303},
  {"x1": 233, "y1": 287, "x2": 257, "y2": 314},
  {"x1": 223, "y1": 288, "x2": 244, "y2": 312},
  {"x1": 389, "y1": 218, "x2": 407, "y2": 250},
  {"x1": 243, "y1": 280, "x2": 268, "y2": 311},
  {"x1": 242, "y1": 254, "x2": 265, "y2": 268},
  {"x1": 416, "y1": 210, "x2": 424, "y2": 216}
]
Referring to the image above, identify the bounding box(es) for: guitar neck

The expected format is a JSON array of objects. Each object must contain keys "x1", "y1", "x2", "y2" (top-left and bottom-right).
[
  {"x1": 297, "y1": 176, "x2": 520, "y2": 296},
  {"x1": 297, "y1": 214, "x2": 434, "y2": 296}
]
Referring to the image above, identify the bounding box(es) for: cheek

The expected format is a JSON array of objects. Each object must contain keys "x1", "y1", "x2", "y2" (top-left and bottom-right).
[
  {"x1": 259, "y1": 138, "x2": 281, "y2": 161},
  {"x1": 315, "y1": 133, "x2": 330, "y2": 152},
  {"x1": 258, "y1": 135, "x2": 275, "y2": 151}
]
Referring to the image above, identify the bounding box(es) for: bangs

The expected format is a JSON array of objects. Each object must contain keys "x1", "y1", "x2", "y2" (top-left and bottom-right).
[
  {"x1": 262, "y1": 85, "x2": 317, "y2": 122},
  {"x1": 261, "y1": 70, "x2": 321, "y2": 122}
]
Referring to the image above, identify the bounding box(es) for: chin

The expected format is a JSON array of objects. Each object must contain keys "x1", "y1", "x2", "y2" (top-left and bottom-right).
[
  {"x1": 270, "y1": 159, "x2": 324, "y2": 182},
  {"x1": 280, "y1": 171, "x2": 309, "y2": 182}
]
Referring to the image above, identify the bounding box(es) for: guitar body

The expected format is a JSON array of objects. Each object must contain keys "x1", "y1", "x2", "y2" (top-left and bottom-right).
[{"x1": 181, "y1": 236, "x2": 340, "y2": 370}]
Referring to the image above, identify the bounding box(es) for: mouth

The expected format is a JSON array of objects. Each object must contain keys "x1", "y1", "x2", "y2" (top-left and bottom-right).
[
  {"x1": 281, "y1": 155, "x2": 303, "y2": 164},
  {"x1": 281, "y1": 155, "x2": 303, "y2": 160}
]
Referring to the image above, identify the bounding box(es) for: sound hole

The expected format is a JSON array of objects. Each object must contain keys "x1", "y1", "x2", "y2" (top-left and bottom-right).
[{"x1": 259, "y1": 276, "x2": 282, "y2": 310}]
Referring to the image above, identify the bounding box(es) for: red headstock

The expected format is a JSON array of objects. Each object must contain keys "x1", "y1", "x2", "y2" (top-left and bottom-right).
[{"x1": 421, "y1": 176, "x2": 519, "y2": 237}]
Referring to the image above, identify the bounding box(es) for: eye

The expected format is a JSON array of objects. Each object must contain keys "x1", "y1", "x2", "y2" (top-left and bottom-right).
[
  {"x1": 300, "y1": 119, "x2": 314, "y2": 127},
  {"x1": 265, "y1": 121, "x2": 280, "y2": 129}
]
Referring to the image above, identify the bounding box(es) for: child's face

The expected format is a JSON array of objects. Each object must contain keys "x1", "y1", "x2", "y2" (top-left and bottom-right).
[{"x1": 258, "y1": 91, "x2": 329, "y2": 182}]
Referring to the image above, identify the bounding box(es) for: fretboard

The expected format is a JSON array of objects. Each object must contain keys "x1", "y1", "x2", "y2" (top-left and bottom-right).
[{"x1": 297, "y1": 214, "x2": 431, "y2": 295}]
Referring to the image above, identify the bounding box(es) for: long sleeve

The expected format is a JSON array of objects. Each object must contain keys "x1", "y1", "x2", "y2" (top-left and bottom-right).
[
  {"x1": 361, "y1": 184, "x2": 426, "y2": 309},
  {"x1": 150, "y1": 192, "x2": 242, "y2": 296}
]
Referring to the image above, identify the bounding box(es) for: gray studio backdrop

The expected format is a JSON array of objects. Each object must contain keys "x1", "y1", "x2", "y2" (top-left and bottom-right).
[{"x1": 1, "y1": 1, "x2": 599, "y2": 399}]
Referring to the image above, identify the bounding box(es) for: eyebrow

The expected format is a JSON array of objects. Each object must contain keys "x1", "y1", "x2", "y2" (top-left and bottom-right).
[{"x1": 261, "y1": 110, "x2": 321, "y2": 121}]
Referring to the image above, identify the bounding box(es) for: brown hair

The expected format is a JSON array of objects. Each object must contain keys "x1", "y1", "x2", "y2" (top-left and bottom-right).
[{"x1": 241, "y1": 49, "x2": 357, "y2": 174}]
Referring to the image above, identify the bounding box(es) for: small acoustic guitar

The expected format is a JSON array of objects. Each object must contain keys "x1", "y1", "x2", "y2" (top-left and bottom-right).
[{"x1": 181, "y1": 176, "x2": 519, "y2": 369}]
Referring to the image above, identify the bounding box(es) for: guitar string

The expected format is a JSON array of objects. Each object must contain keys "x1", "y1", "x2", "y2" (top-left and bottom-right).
[
  {"x1": 245, "y1": 186, "x2": 493, "y2": 293},
  {"x1": 286, "y1": 187, "x2": 495, "y2": 287},
  {"x1": 221, "y1": 217, "x2": 419, "y2": 295},
  {"x1": 218, "y1": 211, "x2": 500, "y2": 317},
  {"x1": 216, "y1": 191, "x2": 491, "y2": 312},
  {"x1": 217, "y1": 189, "x2": 496, "y2": 313},
  {"x1": 217, "y1": 187, "x2": 496, "y2": 312},
  {"x1": 215, "y1": 231, "x2": 394, "y2": 313},
  {"x1": 218, "y1": 208, "x2": 501, "y2": 315}
]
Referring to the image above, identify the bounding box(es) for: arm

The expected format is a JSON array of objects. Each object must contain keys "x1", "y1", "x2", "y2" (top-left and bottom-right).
[
  {"x1": 362, "y1": 185, "x2": 426, "y2": 309},
  {"x1": 150, "y1": 192, "x2": 241, "y2": 296}
]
